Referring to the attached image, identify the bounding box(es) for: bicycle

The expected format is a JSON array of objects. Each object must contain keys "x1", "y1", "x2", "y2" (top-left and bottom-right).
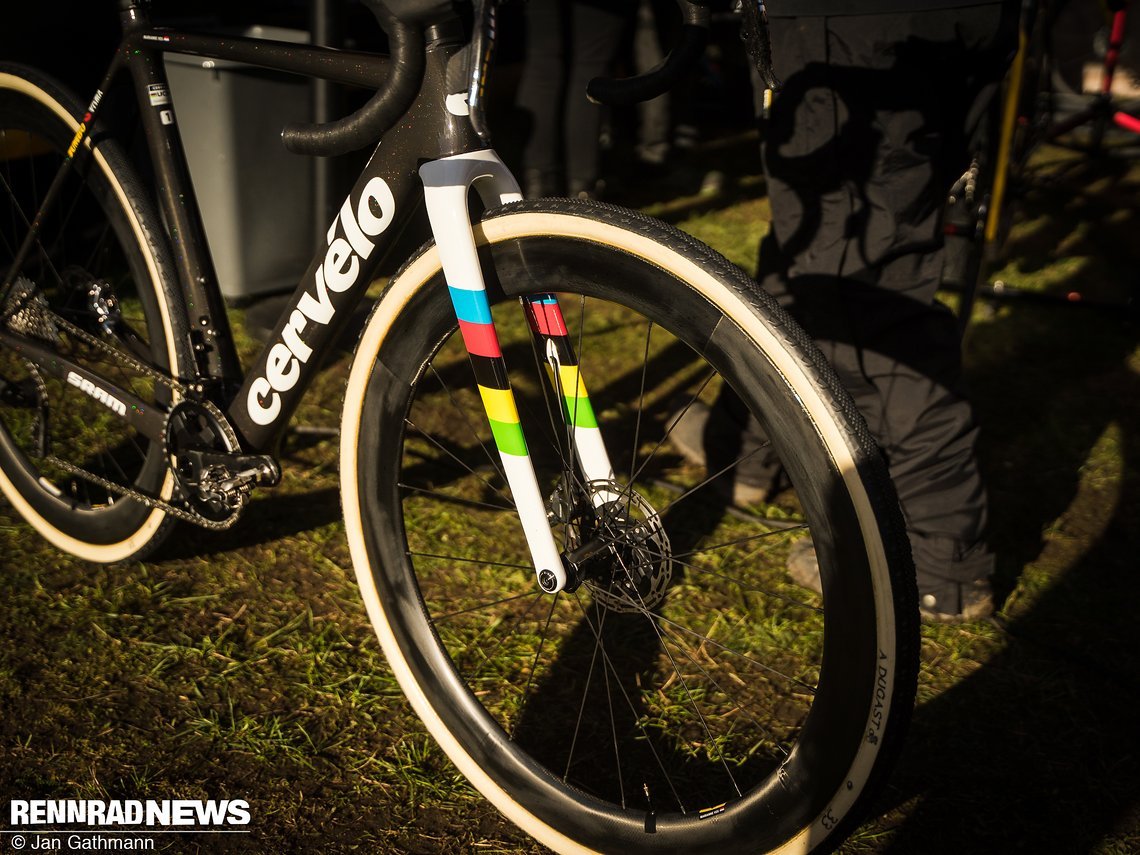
[
  {"x1": 0, "y1": 1, "x2": 918, "y2": 851},
  {"x1": 985, "y1": 0, "x2": 1138, "y2": 261},
  {"x1": 943, "y1": 0, "x2": 1140, "y2": 324}
]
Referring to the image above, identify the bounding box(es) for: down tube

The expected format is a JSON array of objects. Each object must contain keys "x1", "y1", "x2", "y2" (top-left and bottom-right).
[{"x1": 226, "y1": 152, "x2": 424, "y2": 450}]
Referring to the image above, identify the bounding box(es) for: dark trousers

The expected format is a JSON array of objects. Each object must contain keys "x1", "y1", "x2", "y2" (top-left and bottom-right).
[
  {"x1": 515, "y1": 0, "x2": 633, "y2": 195},
  {"x1": 755, "y1": 7, "x2": 1015, "y2": 583}
]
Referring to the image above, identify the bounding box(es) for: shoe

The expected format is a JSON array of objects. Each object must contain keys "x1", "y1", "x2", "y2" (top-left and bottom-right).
[
  {"x1": 917, "y1": 577, "x2": 995, "y2": 624},
  {"x1": 784, "y1": 539, "x2": 995, "y2": 624},
  {"x1": 786, "y1": 538, "x2": 820, "y2": 590},
  {"x1": 667, "y1": 401, "x2": 776, "y2": 505}
]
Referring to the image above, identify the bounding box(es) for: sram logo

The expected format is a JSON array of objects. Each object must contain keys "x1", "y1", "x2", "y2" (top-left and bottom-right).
[
  {"x1": 67, "y1": 371, "x2": 127, "y2": 416},
  {"x1": 247, "y1": 177, "x2": 396, "y2": 426}
]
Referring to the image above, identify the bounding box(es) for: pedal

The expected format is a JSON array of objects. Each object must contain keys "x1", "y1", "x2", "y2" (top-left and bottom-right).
[
  {"x1": 183, "y1": 449, "x2": 281, "y2": 521},
  {"x1": 164, "y1": 399, "x2": 281, "y2": 525}
]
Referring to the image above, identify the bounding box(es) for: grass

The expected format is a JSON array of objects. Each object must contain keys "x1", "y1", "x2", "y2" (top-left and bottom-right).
[{"x1": 1, "y1": 131, "x2": 1139, "y2": 855}]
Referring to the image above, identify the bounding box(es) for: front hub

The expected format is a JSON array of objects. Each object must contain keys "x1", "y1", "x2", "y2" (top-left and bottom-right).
[{"x1": 555, "y1": 479, "x2": 673, "y2": 612}]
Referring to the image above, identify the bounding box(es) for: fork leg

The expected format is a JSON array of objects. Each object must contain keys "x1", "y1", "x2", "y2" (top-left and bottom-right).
[
  {"x1": 522, "y1": 295, "x2": 617, "y2": 496},
  {"x1": 420, "y1": 150, "x2": 610, "y2": 593}
]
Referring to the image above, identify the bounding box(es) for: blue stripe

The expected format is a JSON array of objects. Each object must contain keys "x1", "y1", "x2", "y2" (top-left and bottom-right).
[
  {"x1": 525, "y1": 294, "x2": 558, "y2": 306},
  {"x1": 448, "y1": 286, "x2": 493, "y2": 325}
]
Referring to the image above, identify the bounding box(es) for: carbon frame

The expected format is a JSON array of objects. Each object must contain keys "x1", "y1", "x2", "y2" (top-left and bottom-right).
[
  {"x1": 2, "y1": 2, "x2": 602, "y2": 590},
  {"x1": 108, "y1": 4, "x2": 483, "y2": 451}
]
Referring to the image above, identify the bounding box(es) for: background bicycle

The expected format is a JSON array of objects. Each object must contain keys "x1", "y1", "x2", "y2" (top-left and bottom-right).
[{"x1": 957, "y1": 0, "x2": 1140, "y2": 310}]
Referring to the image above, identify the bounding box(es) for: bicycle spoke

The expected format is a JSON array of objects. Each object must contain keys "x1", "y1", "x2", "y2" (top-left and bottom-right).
[
  {"x1": 627, "y1": 368, "x2": 716, "y2": 486},
  {"x1": 431, "y1": 589, "x2": 544, "y2": 623},
  {"x1": 571, "y1": 589, "x2": 687, "y2": 813},
  {"x1": 563, "y1": 597, "x2": 609, "y2": 786},
  {"x1": 609, "y1": 546, "x2": 744, "y2": 798},
  {"x1": 398, "y1": 482, "x2": 514, "y2": 512},
  {"x1": 651, "y1": 610, "x2": 819, "y2": 696},
  {"x1": 407, "y1": 551, "x2": 534, "y2": 574},
  {"x1": 404, "y1": 416, "x2": 514, "y2": 507},
  {"x1": 509, "y1": 591, "x2": 560, "y2": 740},
  {"x1": 657, "y1": 620, "x2": 793, "y2": 761},
  {"x1": 428, "y1": 363, "x2": 508, "y2": 486},
  {"x1": 669, "y1": 524, "x2": 809, "y2": 562}
]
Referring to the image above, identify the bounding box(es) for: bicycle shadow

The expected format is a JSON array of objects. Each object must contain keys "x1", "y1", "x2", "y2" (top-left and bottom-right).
[
  {"x1": 150, "y1": 487, "x2": 343, "y2": 561},
  {"x1": 999, "y1": 151, "x2": 1140, "y2": 307}
]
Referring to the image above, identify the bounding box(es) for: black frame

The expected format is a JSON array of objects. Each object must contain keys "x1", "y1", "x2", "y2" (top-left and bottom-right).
[{"x1": 7, "y1": 1, "x2": 483, "y2": 453}]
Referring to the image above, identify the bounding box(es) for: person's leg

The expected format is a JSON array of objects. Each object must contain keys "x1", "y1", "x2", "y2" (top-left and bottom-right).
[
  {"x1": 754, "y1": 8, "x2": 1013, "y2": 617},
  {"x1": 634, "y1": 0, "x2": 675, "y2": 166},
  {"x1": 563, "y1": 0, "x2": 634, "y2": 198},
  {"x1": 516, "y1": 0, "x2": 566, "y2": 196}
]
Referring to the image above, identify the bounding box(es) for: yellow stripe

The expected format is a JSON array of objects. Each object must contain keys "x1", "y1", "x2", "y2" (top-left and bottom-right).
[
  {"x1": 66, "y1": 122, "x2": 87, "y2": 159},
  {"x1": 557, "y1": 365, "x2": 588, "y2": 400},
  {"x1": 478, "y1": 385, "x2": 520, "y2": 425}
]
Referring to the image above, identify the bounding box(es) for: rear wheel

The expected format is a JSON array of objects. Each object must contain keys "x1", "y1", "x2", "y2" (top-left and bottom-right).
[
  {"x1": 0, "y1": 64, "x2": 188, "y2": 562},
  {"x1": 342, "y1": 200, "x2": 918, "y2": 853}
]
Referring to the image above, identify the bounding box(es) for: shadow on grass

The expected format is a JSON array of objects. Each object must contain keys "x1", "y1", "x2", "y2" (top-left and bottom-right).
[
  {"x1": 149, "y1": 487, "x2": 343, "y2": 561},
  {"x1": 873, "y1": 152, "x2": 1140, "y2": 853}
]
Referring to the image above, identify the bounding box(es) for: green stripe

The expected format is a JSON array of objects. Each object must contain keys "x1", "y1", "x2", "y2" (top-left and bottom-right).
[
  {"x1": 563, "y1": 395, "x2": 598, "y2": 429},
  {"x1": 489, "y1": 418, "x2": 528, "y2": 456}
]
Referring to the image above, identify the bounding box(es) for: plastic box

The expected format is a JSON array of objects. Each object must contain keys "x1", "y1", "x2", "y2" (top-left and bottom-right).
[{"x1": 165, "y1": 26, "x2": 314, "y2": 303}]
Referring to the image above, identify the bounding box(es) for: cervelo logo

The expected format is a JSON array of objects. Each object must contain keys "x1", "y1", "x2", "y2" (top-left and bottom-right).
[
  {"x1": 247, "y1": 177, "x2": 395, "y2": 425},
  {"x1": 67, "y1": 371, "x2": 127, "y2": 416}
]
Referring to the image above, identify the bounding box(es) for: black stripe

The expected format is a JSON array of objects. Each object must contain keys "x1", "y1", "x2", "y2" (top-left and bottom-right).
[{"x1": 470, "y1": 354, "x2": 510, "y2": 390}]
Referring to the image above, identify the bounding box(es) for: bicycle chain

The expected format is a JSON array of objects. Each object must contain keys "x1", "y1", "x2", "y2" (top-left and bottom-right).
[
  {"x1": 11, "y1": 298, "x2": 243, "y2": 530},
  {"x1": 43, "y1": 453, "x2": 240, "y2": 530},
  {"x1": 50, "y1": 305, "x2": 191, "y2": 396}
]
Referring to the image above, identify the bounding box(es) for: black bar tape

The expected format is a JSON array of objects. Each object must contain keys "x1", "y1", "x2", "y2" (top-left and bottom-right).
[{"x1": 281, "y1": 0, "x2": 424, "y2": 157}]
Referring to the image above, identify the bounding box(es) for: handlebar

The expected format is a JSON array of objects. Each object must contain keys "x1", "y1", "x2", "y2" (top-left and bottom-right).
[
  {"x1": 586, "y1": 1, "x2": 711, "y2": 107},
  {"x1": 280, "y1": 0, "x2": 782, "y2": 155},
  {"x1": 281, "y1": 0, "x2": 424, "y2": 157},
  {"x1": 586, "y1": 0, "x2": 780, "y2": 107}
]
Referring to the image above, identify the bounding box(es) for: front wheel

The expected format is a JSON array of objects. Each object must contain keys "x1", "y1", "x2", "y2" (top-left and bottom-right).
[{"x1": 341, "y1": 200, "x2": 918, "y2": 854}]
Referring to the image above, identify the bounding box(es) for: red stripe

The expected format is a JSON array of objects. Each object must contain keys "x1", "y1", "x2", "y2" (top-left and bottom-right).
[
  {"x1": 1115, "y1": 111, "x2": 1140, "y2": 134},
  {"x1": 526, "y1": 302, "x2": 568, "y2": 337},
  {"x1": 458, "y1": 319, "x2": 502, "y2": 357}
]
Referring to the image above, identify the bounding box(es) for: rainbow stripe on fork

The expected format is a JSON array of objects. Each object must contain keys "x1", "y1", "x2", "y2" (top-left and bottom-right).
[
  {"x1": 447, "y1": 288, "x2": 600, "y2": 463},
  {"x1": 449, "y1": 284, "x2": 528, "y2": 456},
  {"x1": 523, "y1": 295, "x2": 598, "y2": 431}
]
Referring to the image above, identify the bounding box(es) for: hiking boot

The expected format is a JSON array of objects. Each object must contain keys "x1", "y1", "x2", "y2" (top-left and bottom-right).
[
  {"x1": 667, "y1": 401, "x2": 780, "y2": 505},
  {"x1": 784, "y1": 539, "x2": 995, "y2": 623}
]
